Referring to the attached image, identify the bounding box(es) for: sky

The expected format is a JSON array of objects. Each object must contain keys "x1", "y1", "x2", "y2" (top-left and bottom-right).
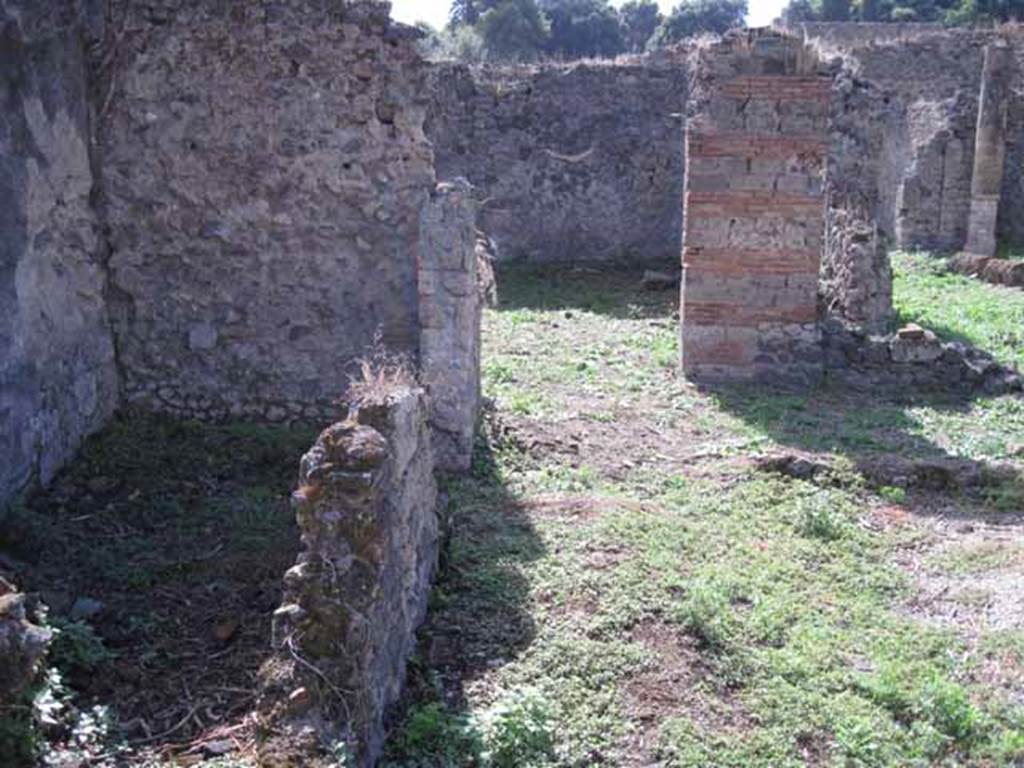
[{"x1": 389, "y1": 0, "x2": 790, "y2": 30}]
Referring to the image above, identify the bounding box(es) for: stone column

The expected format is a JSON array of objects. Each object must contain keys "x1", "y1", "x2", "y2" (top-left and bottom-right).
[
  {"x1": 963, "y1": 42, "x2": 1013, "y2": 257},
  {"x1": 418, "y1": 180, "x2": 481, "y2": 473}
]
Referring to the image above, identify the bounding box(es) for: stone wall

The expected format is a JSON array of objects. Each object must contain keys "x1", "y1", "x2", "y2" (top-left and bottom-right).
[
  {"x1": 824, "y1": 321, "x2": 1022, "y2": 394},
  {"x1": 426, "y1": 57, "x2": 689, "y2": 263},
  {"x1": 799, "y1": 24, "x2": 1024, "y2": 255},
  {"x1": 258, "y1": 387, "x2": 439, "y2": 768},
  {"x1": 681, "y1": 31, "x2": 829, "y2": 386},
  {"x1": 0, "y1": 0, "x2": 120, "y2": 511},
  {"x1": 99, "y1": 0, "x2": 436, "y2": 421}
]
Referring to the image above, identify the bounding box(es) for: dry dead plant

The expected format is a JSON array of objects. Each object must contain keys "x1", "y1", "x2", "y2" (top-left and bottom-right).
[{"x1": 346, "y1": 330, "x2": 416, "y2": 407}]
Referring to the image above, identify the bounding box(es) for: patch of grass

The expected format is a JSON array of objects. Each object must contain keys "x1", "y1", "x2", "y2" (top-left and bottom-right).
[
  {"x1": 928, "y1": 541, "x2": 1024, "y2": 574},
  {"x1": 893, "y1": 251, "x2": 1024, "y2": 370}
]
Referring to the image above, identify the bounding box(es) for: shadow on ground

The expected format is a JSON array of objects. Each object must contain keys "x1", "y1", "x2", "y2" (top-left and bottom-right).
[
  {"x1": 0, "y1": 412, "x2": 318, "y2": 764},
  {"x1": 706, "y1": 382, "x2": 1024, "y2": 520},
  {"x1": 382, "y1": 415, "x2": 547, "y2": 762}
]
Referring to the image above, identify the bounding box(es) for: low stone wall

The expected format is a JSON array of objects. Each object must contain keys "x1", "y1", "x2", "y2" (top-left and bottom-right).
[
  {"x1": 258, "y1": 388, "x2": 439, "y2": 767},
  {"x1": 948, "y1": 253, "x2": 1024, "y2": 287},
  {"x1": 824, "y1": 321, "x2": 1023, "y2": 394},
  {"x1": 0, "y1": 0, "x2": 120, "y2": 511}
]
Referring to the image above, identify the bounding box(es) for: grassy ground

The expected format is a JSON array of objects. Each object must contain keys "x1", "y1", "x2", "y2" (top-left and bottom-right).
[
  {"x1": 894, "y1": 252, "x2": 1024, "y2": 371},
  {"x1": 0, "y1": 415, "x2": 317, "y2": 766},
  {"x1": 385, "y1": 261, "x2": 1024, "y2": 767},
  {"x1": 4, "y1": 255, "x2": 1022, "y2": 767}
]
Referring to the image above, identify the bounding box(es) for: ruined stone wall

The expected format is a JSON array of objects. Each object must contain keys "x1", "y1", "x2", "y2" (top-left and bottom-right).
[
  {"x1": 681, "y1": 31, "x2": 828, "y2": 386},
  {"x1": 800, "y1": 25, "x2": 1016, "y2": 255},
  {"x1": 426, "y1": 57, "x2": 689, "y2": 263},
  {"x1": 0, "y1": 0, "x2": 120, "y2": 510},
  {"x1": 99, "y1": 0, "x2": 436, "y2": 421},
  {"x1": 259, "y1": 387, "x2": 439, "y2": 767}
]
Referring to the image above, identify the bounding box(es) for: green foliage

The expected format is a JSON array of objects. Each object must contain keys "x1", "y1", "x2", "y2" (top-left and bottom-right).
[
  {"x1": 893, "y1": 251, "x2": 1024, "y2": 371},
  {"x1": 794, "y1": 488, "x2": 851, "y2": 541},
  {"x1": 541, "y1": 0, "x2": 624, "y2": 59},
  {"x1": 384, "y1": 703, "x2": 483, "y2": 766},
  {"x1": 48, "y1": 619, "x2": 116, "y2": 677},
  {"x1": 477, "y1": 0, "x2": 551, "y2": 61},
  {"x1": 878, "y1": 485, "x2": 907, "y2": 504},
  {"x1": 821, "y1": 0, "x2": 853, "y2": 19},
  {"x1": 648, "y1": 0, "x2": 748, "y2": 49},
  {"x1": 781, "y1": 0, "x2": 1024, "y2": 23},
  {"x1": 443, "y1": 0, "x2": 740, "y2": 62},
  {"x1": 481, "y1": 688, "x2": 555, "y2": 767},
  {"x1": 619, "y1": 0, "x2": 663, "y2": 51}
]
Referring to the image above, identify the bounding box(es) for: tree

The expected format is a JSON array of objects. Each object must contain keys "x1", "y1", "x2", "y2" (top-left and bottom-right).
[
  {"x1": 619, "y1": 0, "x2": 663, "y2": 52},
  {"x1": 449, "y1": 0, "x2": 483, "y2": 27},
  {"x1": 821, "y1": 0, "x2": 852, "y2": 19},
  {"x1": 648, "y1": 0, "x2": 748, "y2": 48},
  {"x1": 477, "y1": 0, "x2": 551, "y2": 60},
  {"x1": 781, "y1": 0, "x2": 818, "y2": 21},
  {"x1": 541, "y1": 0, "x2": 625, "y2": 59}
]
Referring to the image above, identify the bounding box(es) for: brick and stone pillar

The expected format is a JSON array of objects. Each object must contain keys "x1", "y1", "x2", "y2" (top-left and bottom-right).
[
  {"x1": 963, "y1": 42, "x2": 1013, "y2": 257},
  {"x1": 681, "y1": 31, "x2": 829, "y2": 386}
]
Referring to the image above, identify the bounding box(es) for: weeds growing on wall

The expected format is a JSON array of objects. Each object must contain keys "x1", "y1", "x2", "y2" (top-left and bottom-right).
[{"x1": 347, "y1": 330, "x2": 417, "y2": 407}]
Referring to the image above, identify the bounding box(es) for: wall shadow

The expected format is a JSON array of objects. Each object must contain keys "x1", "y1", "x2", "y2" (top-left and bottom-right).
[
  {"x1": 704, "y1": 381, "x2": 1024, "y2": 522},
  {"x1": 384, "y1": 416, "x2": 546, "y2": 756},
  {"x1": 0, "y1": 412, "x2": 316, "y2": 764}
]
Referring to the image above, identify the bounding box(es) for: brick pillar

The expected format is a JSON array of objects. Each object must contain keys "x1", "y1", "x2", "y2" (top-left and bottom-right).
[
  {"x1": 681, "y1": 31, "x2": 829, "y2": 387},
  {"x1": 963, "y1": 42, "x2": 1013, "y2": 257}
]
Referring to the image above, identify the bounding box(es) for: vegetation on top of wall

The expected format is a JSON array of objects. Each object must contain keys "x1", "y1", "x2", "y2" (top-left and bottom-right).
[
  {"x1": 418, "y1": 0, "x2": 749, "y2": 63},
  {"x1": 781, "y1": 0, "x2": 1024, "y2": 24}
]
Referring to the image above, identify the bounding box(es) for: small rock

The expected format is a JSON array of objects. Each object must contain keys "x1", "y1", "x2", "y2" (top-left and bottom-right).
[
  {"x1": 212, "y1": 619, "x2": 239, "y2": 644},
  {"x1": 896, "y1": 323, "x2": 926, "y2": 341},
  {"x1": 69, "y1": 597, "x2": 104, "y2": 620},
  {"x1": 202, "y1": 740, "x2": 234, "y2": 757}
]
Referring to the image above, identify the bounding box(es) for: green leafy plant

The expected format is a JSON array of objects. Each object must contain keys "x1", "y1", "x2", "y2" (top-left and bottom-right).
[{"x1": 482, "y1": 687, "x2": 555, "y2": 768}]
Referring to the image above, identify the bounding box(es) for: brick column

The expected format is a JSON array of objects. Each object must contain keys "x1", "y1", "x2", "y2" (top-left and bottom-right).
[
  {"x1": 963, "y1": 42, "x2": 1013, "y2": 257},
  {"x1": 681, "y1": 31, "x2": 829, "y2": 387}
]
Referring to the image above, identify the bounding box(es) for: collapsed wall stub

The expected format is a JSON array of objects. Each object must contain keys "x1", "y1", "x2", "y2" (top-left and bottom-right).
[
  {"x1": 259, "y1": 388, "x2": 439, "y2": 767},
  {"x1": 681, "y1": 30, "x2": 830, "y2": 386},
  {"x1": 963, "y1": 42, "x2": 1014, "y2": 257}
]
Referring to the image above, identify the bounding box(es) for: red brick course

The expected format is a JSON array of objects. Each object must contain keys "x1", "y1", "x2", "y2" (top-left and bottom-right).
[
  {"x1": 685, "y1": 191, "x2": 823, "y2": 217},
  {"x1": 683, "y1": 247, "x2": 819, "y2": 276},
  {"x1": 721, "y1": 76, "x2": 831, "y2": 102},
  {"x1": 688, "y1": 132, "x2": 827, "y2": 159}
]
